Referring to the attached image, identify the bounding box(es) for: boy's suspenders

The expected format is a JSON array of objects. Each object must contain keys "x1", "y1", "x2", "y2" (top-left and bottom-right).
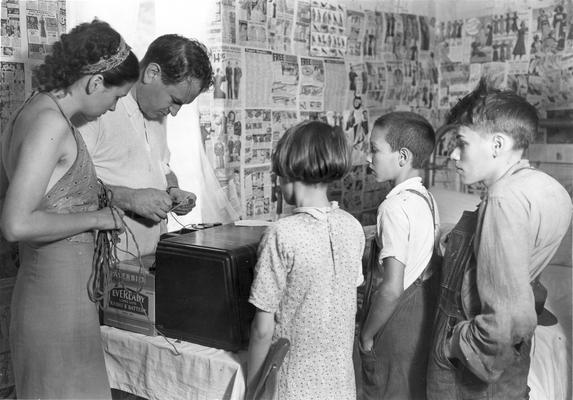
[
  {"x1": 405, "y1": 188, "x2": 441, "y2": 281},
  {"x1": 405, "y1": 189, "x2": 440, "y2": 252}
]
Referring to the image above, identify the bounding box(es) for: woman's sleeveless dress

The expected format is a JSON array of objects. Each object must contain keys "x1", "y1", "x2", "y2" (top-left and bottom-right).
[{"x1": 6, "y1": 93, "x2": 111, "y2": 399}]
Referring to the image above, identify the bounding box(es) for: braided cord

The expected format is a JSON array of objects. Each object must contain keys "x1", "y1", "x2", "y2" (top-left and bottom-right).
[{"x1": 87, "y1": 181, "x2": 122, "y2": 306}]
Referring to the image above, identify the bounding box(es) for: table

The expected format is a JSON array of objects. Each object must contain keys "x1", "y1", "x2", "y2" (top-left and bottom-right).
[{"x1": 101, "y1": 326, "x2": 247, "y2": 400}]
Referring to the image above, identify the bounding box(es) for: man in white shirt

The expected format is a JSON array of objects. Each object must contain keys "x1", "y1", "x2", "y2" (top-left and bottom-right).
[{"x1": 78, "y1": 34, "x2": 213, "y2": 260}]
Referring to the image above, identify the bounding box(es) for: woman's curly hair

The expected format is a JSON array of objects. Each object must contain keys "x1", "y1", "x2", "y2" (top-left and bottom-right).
[{"x1": 35, "y1": 20, "x2": 139, "y2": 91}]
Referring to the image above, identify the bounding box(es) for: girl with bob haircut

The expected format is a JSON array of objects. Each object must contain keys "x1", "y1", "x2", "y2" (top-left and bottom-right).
[
  {"x1": 247, "y1": 120, "x2": 366, "y2": 399},
  {"x1": 0, "y1": 20, "x2": 138, "y2": 399}
]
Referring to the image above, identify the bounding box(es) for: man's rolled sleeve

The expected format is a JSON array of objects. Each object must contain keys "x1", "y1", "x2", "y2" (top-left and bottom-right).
[{"x1": 448, "y1": 193, "x2": 537, "y2": 382}]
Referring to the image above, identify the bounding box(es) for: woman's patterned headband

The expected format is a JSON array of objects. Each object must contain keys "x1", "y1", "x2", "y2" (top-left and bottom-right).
[{"x1": 81, "y1": 37, "x2": 130, "y2": 74}]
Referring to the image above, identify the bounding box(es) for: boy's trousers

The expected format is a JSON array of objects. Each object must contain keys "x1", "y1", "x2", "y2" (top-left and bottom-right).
[{"x1": 360, "y1": 272, "x2": 438, "y2": 400}]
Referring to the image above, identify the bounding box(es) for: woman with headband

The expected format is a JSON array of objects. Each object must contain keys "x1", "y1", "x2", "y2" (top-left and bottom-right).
[{"x1": 0, "y1": 20, "x2": 138, "y2": 399}]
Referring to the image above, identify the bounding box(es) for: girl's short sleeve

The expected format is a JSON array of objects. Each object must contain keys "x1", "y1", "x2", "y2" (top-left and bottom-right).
[{"x1": 249, "y1": 226, "x2": 289, "y2": 313}]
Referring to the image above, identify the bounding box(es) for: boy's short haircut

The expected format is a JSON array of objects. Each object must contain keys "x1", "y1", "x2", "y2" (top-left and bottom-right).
[
  {"x1": 272, "y1": 120, "x2": 351, "y2": 184},
  {"x1": 373, "y1": 111, "x2": 436, "y2": 169},
  {"x1": 446, "y1": 77, "x2": 538, "y2": 150}
]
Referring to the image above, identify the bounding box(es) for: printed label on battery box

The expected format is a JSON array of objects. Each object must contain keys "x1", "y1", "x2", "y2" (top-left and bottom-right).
[
  {"x1": 112, "y1": 269, "x2": 149, "y2": 286},
  {"x1": 108, "y1": 287, "x2": 149, "y2": 316}
]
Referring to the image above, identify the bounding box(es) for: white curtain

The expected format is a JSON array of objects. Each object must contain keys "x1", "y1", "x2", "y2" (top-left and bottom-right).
[{"x1": 166, "y1": 101, "x2": 240, "y2": 229}]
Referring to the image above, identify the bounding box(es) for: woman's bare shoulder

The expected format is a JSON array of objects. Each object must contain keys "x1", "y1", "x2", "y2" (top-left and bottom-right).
[{"x1": 13, "y1": 96, "x2": 71, "y2": 142}]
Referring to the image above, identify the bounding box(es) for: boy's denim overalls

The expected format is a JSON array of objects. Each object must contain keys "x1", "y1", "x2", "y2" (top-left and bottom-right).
[
  {"x1": 426, "y1": 209, "x2": 531, "y2": 400},
  {"x1": 360, "y1": 189, "x2": 439, "y2": 400}
]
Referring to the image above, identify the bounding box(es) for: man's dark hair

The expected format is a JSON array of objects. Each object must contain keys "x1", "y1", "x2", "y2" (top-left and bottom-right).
[{"x1": 140, "y1": 34, "x2": 214, "y2": 92}]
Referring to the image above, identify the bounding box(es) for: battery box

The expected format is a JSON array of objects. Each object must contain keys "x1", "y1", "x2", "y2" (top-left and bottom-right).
[{"x1": 102, "y1": 254, "x2": 157, "y2": 336}]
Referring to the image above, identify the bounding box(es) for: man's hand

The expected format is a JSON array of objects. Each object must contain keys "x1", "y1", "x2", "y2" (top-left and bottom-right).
[
  {"x1": 168, "y1": 188, "x2": 197, "y2": 216},
  {"x1": 129, "y1": 188, "x2": 172, "y2": 222}
]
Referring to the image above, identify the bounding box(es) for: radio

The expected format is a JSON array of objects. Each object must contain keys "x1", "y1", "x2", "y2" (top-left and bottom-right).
[{"x1": 155, "y1": 224, "x2": 267, "y2": 352}]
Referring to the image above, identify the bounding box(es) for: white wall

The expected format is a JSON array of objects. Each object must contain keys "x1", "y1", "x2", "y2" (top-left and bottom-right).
[{"x1": 67, "y1": 0, "x2": 149, "y2": 57}]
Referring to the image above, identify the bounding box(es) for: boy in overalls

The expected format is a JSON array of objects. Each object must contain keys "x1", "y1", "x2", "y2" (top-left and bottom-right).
[
  {"x1": 427, "y1": 78, "x2": 572, "y2": 400},
  {"x1": 360, "y1": 111, "x2": 439, "y2": 399}
]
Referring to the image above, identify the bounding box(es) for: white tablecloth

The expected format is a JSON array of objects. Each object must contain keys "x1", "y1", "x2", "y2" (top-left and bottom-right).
[{"x1": 101, "y1": 326, "x2": 247, "y2": 400}]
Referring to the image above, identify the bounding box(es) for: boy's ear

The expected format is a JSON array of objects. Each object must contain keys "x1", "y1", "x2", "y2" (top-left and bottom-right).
[
  {"x1": 142, "y1": 63, "x2": 162, "y2": 84},
  {"x1": 398, "y1": 147, "x2": 412, "y2": 167},
  {"x1": 491, "y1": 133, "x2": 507, "y2": 158},
  {"x1": 86, "y1": 74, "x2": 104, "y2": 94}
]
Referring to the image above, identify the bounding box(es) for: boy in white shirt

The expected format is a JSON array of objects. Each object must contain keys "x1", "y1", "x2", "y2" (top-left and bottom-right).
[{"x1": 359, "y1": 111, "x2": 438, "y2": 400}]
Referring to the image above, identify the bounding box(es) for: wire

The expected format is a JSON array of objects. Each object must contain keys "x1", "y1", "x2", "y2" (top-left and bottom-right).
[
  {"x1": 89, "y1": 180, "x2": 181, "y2": 355},
  {"x1": 168, "y1": 212, "x2": 196, "y2": 230},
  {"x1": 87, "y1": 182, "x2": 121, "y2": 305}
]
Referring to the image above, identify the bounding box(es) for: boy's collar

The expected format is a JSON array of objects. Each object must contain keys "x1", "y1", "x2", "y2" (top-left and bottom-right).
[
  {"x1": 386, "y1": 177, "x2": 424, "y2": 199},
  {"x1": 487, "y1": 159, "x2": 531, "y2": 191}
]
